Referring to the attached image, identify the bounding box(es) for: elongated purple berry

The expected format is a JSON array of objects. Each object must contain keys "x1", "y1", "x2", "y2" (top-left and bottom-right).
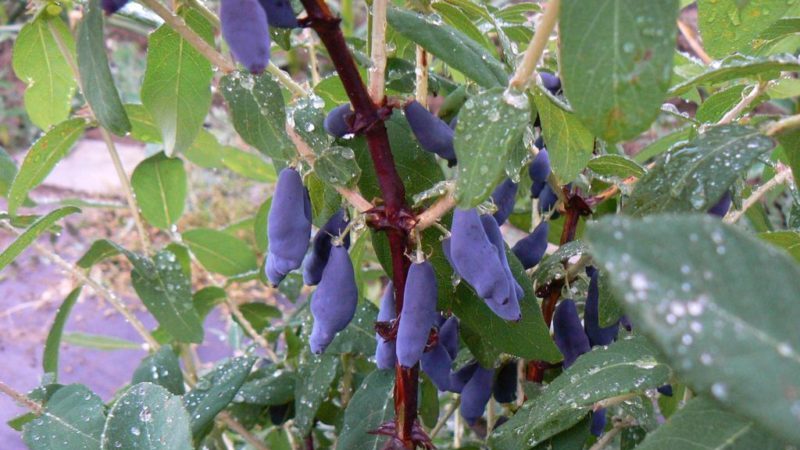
[
  {"x1": 584, "y1": 267, "x2": 619, "y2": 347},
  {"x1": 396, "y1": 261, "x2": 439, "y2": 367},
  {"x1": 460, "y1": 366, "x2": 493, "y2": 425},
  {"x1": 323, "y1": 104, "x2": 354, "y2": 138},
  {"x1": 375, "y1": 282, "x2": 396, "y2": 370},
  {"x1": 302, "y1": 209, "x2": 350, "y2": 286},
  {"x1": 257, "y1": 0, "x2": 298, "y2": 28},
  {"x1": 309, "y1": 246, "x2": 358, "y2": 353},
  {"x1": 529, "y1": 149, "x2": 550, "y2": 199},
  {"x1": 266, "y1": 168, "x2": 312, "y2": 286},
  {"x1": 553, "y1": 299, "x2": 591, "y2": 368},
  {"x1": 657, "y1": 384, "x2": 673, "y2": 396},
  {"x1": 540, "y1": 72, "x2": 562, "y2": 95},
  {"x1": 620, "y1": 315, "x2": 633, "y2": 331},
  {"x1": 421, "y1": 343, "x2": 452, "y2": 391},
  {"x1": 404, "y1": 100, "x2": 457, "y2": 163},
  {"x1": 480, "y1": 215, "x2": 524, "y2": 304},
  {"x1": 512, "y1": 221, "x2": 549, "y2": 269},
  {"x1": 492, "y1": 360, "x2": 518, "y2": 404},
  {"x1": 707, "y1": 190, "x2": 732, "y2": 217},
  {"x1": 221, "y1": 0, "x2": 271, "y2": 74},
  {"x1": 449, "y1": 361, "x2": 479, "y2": 393},
  {"x1": 439, "y1": 316, "x2": 459, "y2": 360},
  {"x1": 449, "y1": 209, "x2": 520, "y2": 321},
  {"x1": 538, "y1": 184, "x2": 558, "y2": 214},
  {"x1": 591, "y1": 408, "x2": 607, "y2": 437},
  {"x1": 491, "y1": 179, "x2": 518, "y2": 226},
  {"x1": 102, "y1": 0, "x2": 129, "y2": 14}
]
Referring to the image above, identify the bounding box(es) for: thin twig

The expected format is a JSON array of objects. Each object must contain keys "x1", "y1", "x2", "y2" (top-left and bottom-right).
[
  {"x1": 306, "y1": 31, "x2": 321, "y2": 87},
  {"x1": 185, "y1": 0, "x2": 220, "y2": 28},
  {"x1": 766, "y1": 113, "x2": 800, "y2": 137},
  {"x1": 725, "y1": 168, "x2": 794, "y2": 223},
  {"x1": 588, "y1": 423, "x2": 623, "y2": 450},
  {"x1": 218, "y1": 412, "x2": 269, "y2": 450},
  {"x1": 226, "y1": 298, "x2": 279, "y2": 361},
  {"x1": 137, "y1": 0, "x2": 236, "y2": 72},
  {"x1": 0, "y1": 222, "x2": 160, "y2": 350},
  {"x1": 676, "y1": 19, "x2": 712, "y2": 65},
  {"x1": 285, "y1": 125, "x2": 374, "y2": 212},
  {"x1": 593, "y1": 393, "x2": 637, "y2": 411},
  {"x1": 368, "y1": 0, "x2": 388, "y2": 102},
  {"x1": 0, "y1": 381, "x2": 43, "y2": 415},
  {"x1": 717, "y1": 82, "x2": 766, "y2": 125},
  {"x1": 415, "y1": 190, "x2": 457, "y2": 231},
  {"x1": 415, "y1": 46, "x2": 429, "y2": 107},
  {"x1": 430, "y1": 397, "x2": 460, "y2": 438},
  {"x1": 507, "y1": 0, "x2": 561, "y2": 90}
]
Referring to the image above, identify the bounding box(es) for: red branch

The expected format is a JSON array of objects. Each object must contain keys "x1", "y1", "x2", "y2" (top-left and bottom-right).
[{"x1": 298, "y1": 1, "x2": 418, "y2": 447}]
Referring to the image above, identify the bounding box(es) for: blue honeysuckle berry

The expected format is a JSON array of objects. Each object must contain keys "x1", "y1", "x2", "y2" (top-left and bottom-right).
[
  {"x1": 302, "y1": 209, "x2": 349, "y2": 286},
  {"x1": 591, "y1": 408, "x2": 607, "y2": 437},
  {"x1": 323, "y1": 104, "x2": 354, "y2": 138},
  {"x1": 707, "y1": 191, "x2": 732, "y2": 217},
  {"x1": 375, "y1": 282, "x2": 396, "y2": 370},
  {"x1": 220, "y1": 0, "x2": 271, "y2": 74},
  {"x1": 491, "y1": 178, "x2": 519, "y2": 226},
  {"x1": 421, "y1": 343, "x2": 452, "y2": 392},
  {"x1": 492, "y1": 360, "x2": 518, "y2": 404},
  {"x1": 460, "y1": 365, "x2": 494, "y2": 425},
  {"x1": 265, "y1": 167, "x2": 312, "y2": 286},
  {"x1": 257, "y1": 0, "x2": 298, "y2": 28},
  {"x1": 512, "y1": 221, "x2": 549, "y2": 270},
  {"x1": 553, "y1": 299, "x2": 591, "y2": 368},
  {"x1": 584, "y1": 266, "x2": 619, "y2": 347},
  {"x1": 309, "y1": 245, "x2": 358, "y2": 353},
  {"x1": 396, "y1": 260, "x2": 439, "y2": 367},
  {"x1": 404, "y1": 100, "x2": 457, "y2": 164}
]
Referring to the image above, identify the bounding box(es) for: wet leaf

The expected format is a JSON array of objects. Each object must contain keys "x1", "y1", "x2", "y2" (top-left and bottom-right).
[
  {"x1": 22, "y1": 384, "x2": 105, "y2": 450},
  {"x1": 0, "y1": 206, "x2": 80, "y2": 271},
  {"x1": 336, "y1": 369, "x2": 395, "y2": 450},
  {"x1": 131, "y1": 152, "x2": 187, "y2": 230},
  {"x1": 184, "y1": 356, "x2": 257, "y2": 436}
]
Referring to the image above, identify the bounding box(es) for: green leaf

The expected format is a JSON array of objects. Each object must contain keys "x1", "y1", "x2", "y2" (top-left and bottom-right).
[
  {"x1": 76, "y1": 0, "x2": 130, "y2": 135},
  {"x1": 131, "y1": 250, "x2": 204, "y2": 343},
  {"x1": 637, "y1": 396, "x2": 785, "y2": 450},
  {"x1": 669, "y1": 54, "x2": 800, "y2": 96},
  {"x1": 532, "y1": 88, "x2": 594, "y2": 183},
  {"x1": 220, "y1": 71, "x2": 294, "y2": 162},
  {"x1": 387, "y1": 7, "x2": 507, "y2": 88},
  {"x1": 532, "y1": 240, "x2": 588, "y2": 289},
  {"x1": 490, "y1": 337, "x2": 670, "y2": 449},
  {"x1": 560, "y1": 0, "x2": 678, "y2": 142},
  {"x1": 76, "y1": 238, "x2": 122, "y2": 268},
  {"x1": 598, "y1": 270, "x2": 625, "y2": 328},
  {"x1": 454, "y1": 87, "x2": 530, "y2": 207},
  {"x1": 182, "y1": 129, "x2": 225, "y2": 169},
  {"x1": 236, "y1": 366, "x2": 297, "y2": 406},
  {"x1": 184, "y1": 356, "x2": 257, "y2": 436},
  {"x1": 63, "y1": 332, "x2": 142, "y2": 350},
  {"x1": 288, "y1": 97, "x2": 330, "y2": 154},
  {"x1": 587, "y1": 154, "x2": 646, "y2": 179},
  {"x1": 254, "y1": 198, "x2": 270, "y2": 253},
  {"x1": 626, "y1": 125, "x2": 774, "y2": 216},
  {"x1": 132, "y1": 345, "x2": 185, "y2": 395},
  {"x1": 235, "y1": 302, "x2": 281, "y2": 332},
  {"x1": 337, "y1": 369, "x2": 395, "y2": 450},
  {"x1": 777, "y1": 129, "x2": 800, "y2": 184},
  {"x1": 193, "y1": 286, "x2": 227, "y2": 320},
  {"x1": 125, "y1": 104, "x2": 162, "y2": 143},
  {"x1": 0, "y1": 147, "x2": 18, "y2": 198},
  {"x1": 183, "y1": 228, "x2": 258, "y2": 276},
  {"x1": 431, "y1": 2, "x2": 497, "y2": 56},
  {"x1": 8, "y1": 118, "x2": 87, "y2": 215},
  {"x1": 102, "y1": 383, "x2": 192, "y2": 450},
  {"x1": 313, "y1": 146, "x2": 361, "y2": 187},
  {"x1": 695, "y1": 85, "x2": 747, "y2": 124},
  {"x1": 221, "y1": 147, "x2": 277, "y2": 182},
  {"x1": 131, "y1": 152, "x2": 187, "y2": 229},
  {"x1": 633, "y1": 128, "x2": 692, "y2": 163},
  {"x1": 294, "y1": 354, "x2": 338, "y2": 435},
  {"x1": 22, "y1": 384, "x2": 105, "y2": 450},
  {"x1": 587, "y1": 214, "x2": 800, "y2": 444},
  {"x1": 43, "y1": 287, "x2": 82, "y2": 379},
  {"x1": 697, "y1": 0, "x2": 796, "y2": 58},
  {"x1": 140, "y1": 9, "x2": 213, "y2": 156},
  {"x1": 758, "y1": 231, "x2": 800, "y2": 262},
  {"x1": 325, "y1": 301, "x2": 379, "y2": 356},
  {"x1": 0, "y1": 206, "x2": 80, "y2": 272},
  {"x1": 12, "y1": 12, "x2": 77, "y2": 130}
]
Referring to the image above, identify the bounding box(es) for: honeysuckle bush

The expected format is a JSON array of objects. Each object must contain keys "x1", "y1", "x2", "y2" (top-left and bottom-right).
[{"x1": 2, "y1": 0, "x2": 800, "y2": 448}]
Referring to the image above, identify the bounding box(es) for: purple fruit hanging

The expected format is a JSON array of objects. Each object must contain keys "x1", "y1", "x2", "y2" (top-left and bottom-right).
[
  {"x1": 220, "y1": 0, "x2": 271, "y2": 74},
  {"x1": 396, "y1": 260, "x2": 438, "y2": 367},
  {"x1": 309, "y1": 246, "x2": 358, "y2": 353},
  {"x1": 265, "y1": 168, "x2": 312, "y2": 286}
]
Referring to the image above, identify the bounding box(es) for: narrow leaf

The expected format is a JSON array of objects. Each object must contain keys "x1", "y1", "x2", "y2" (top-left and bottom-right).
[
  {"x1": 43, "y1": 287, "x2": 82, "y2": 378},
  {"x1": 183, "y1": 228, "x2": 258, "y2": 277},
  {"x1": 336, "y1": 369, "x2": 395, "y2": 450},
  {"x1": 697, "y1": 0, "x2": 796, "y2": 58},
  {"x1": 669, "y1": 54, "x2": 800, "y2": 96},
  {"x1": 183, "y1": 356, "x2": 256, "y2": 436},
  {"x1": 0, "y1": 206, "x2": 80, "y2": 272},
  {"x1": 294, "y1": 354, "x2": 338, "y2": 435},
  {"x1": 588, "y1": 154, "x2": 646, "y2": 179}
]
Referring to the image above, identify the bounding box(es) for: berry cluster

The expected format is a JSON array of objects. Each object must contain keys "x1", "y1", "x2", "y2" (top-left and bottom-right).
[{"x1": 220, "y1": 0, "x2": 298, "y2": 74}]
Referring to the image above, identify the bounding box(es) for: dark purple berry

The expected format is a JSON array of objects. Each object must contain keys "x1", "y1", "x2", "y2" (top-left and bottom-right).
[
  {"x1": 538, "y1": 184, "x2": 559, "y2": 214},
  {"x1": 657, "y1": 384, "x2": 674, "y2": 397},
  {"x1": 480, "y1": 215, "x2": 524, "y2": 304},
  {"x1": 302, "y1": 209, "x2": 349, "y2": 286},
  {"x1": 707, "y1": 190, "x2": 732, "y2": 217},
  {"x1": 512, "y1": 221, "x2": 549, "y2": 270},
  {"x1": 266, "y1": 168, "x2": 312, "y2": 286},
  {"x1": 553, "y1": 299, "x2": 591, "y2": 368},
  {"x1": 268, "y1": 402, "x2": 294, "y2": 425},
  {"x1": 323, "y1": 104, "x2": 354, "y2": 138},
  {"x1": 404, "y1": 100, "x2": 457, "y2": 163},
  {"x1": 257, "y1": 0, "x2": 298, "y2": 28},
  {"x1": 449, "y1": 209, "x2": 520, "y2": 321},
  {"x1": 491, "y1": 179, "x2": 518, "y2": 226},
  {"x1": 529, "y1": 149, "x2": 550, "y2": 199},
  {"x1": 375, "y1": 282, "x2": 396, "y2": 370},
  {"x1": 439, "y1": 316, "x2": 459, "y2": 360},
  {"x1": 492, "y1": 360, "x2": 518, "y2": 404},
  {"x1": 539, "y1": 72, "x2": 562, "y2": 95},
  {"x1": 590, "y1": 408, "x2": 607, "y2": 437},
  {"x1": 584, "y1": 267, "x2": 619, "y2": 347},
  {"x1": 221, "y1": 0, "x2": 271, "y2": 74},
  {"x1": 460, "y1": 366, "x2": 493, "y2": 425},
  {"x1": 421, "y1": 343, "x2": 452, "y2": 391},
  {"x1": 534, "y1": 136, "x2": 545, "y2": 149},
  {"x1": 620, "y1": 315, "x2": 633, "y2": 331},
  {"x1": 101, "y1": 0, "x2": 129, "y2": 14},
  {"x1": 449, "y1": 361, "x2": 479, "y2": 393},
  {"x1": 309, "y1": 246, "x2": 358, "y2": 353},
  {"x1": 396, "y1": 261, "x2": 439, "y2": 367}
]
